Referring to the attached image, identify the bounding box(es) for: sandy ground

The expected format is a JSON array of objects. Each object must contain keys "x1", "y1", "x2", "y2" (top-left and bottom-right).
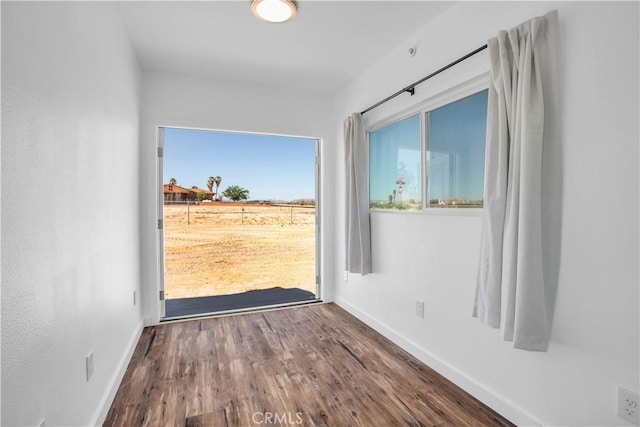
[{"x1": 163, "y1": 203, "x2": 316, "y2": 299}]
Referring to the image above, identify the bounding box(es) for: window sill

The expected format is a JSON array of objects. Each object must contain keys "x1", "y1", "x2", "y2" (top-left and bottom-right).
[{"x1": 370, "y1": 208, "x2": 483, "y2": 217}]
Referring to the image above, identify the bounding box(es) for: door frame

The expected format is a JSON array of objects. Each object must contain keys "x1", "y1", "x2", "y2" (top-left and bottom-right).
[
  {"x1": 157, "y1": 127, "x2": 166, "y2": 319},
  {"x1": 156, "y1": 126, "x2": 322, "y2": 320}
]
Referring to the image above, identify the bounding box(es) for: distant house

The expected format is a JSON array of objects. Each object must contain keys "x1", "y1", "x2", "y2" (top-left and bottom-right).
[
  {"x1": 163, "y1": 184, "x2": 211, "y2": 202},
  {"x1": 190, "y1": 187, "x2": 213, "y2": 200}
]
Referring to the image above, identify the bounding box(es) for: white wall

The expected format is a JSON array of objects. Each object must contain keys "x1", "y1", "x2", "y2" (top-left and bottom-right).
[
  {"x1": 1, "y1": 2, "x2": 143, "y2": 426},
  {"x1": 333, "y1": 2, "x2": 639, "y2": 426},
  {"x1": 139, "y1": 72, "x2": 334, "y2": 324}
]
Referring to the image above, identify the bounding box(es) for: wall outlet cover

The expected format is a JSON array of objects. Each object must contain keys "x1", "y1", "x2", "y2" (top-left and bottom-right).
[
  {"x1": 86, "y1": 351, "x2": 94, "y2": 382},
  {"x1": 618, "y1": 386, "x2": 640, "y2": 425},
  {"x1": 416, "y1": 300, "x2": 425, "y2": 318}
]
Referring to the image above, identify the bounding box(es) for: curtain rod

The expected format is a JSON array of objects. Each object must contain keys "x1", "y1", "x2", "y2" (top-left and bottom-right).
[{"x1": 360, "y1": 44, "x2": 488, "y2": 115}]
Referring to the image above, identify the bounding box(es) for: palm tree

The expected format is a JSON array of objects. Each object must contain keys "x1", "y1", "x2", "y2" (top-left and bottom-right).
[
  {"x1": 169, "y1": 177, "x2": 177, "y2": 186},
  {"x1": 214, "y1": 176, "x2": 222, "y2": 201},
  {"x1": 222, "y1": 185, "x2": 249, "y2": 202},
  {"x1": 207, "y1": 176, "x2": 215, "y2": 201}
]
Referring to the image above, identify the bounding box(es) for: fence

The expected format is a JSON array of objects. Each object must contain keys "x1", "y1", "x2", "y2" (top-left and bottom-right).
[{"x1": 163, "y1": 202, "x2": 315, "y2": 226}]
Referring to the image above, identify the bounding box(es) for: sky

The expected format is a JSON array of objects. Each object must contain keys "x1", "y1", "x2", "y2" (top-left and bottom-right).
[
  {"x1": 369, "y1": 114, "x2": 422, "y2": 203},
  {"x1": 428, "y1": 89, "x2": 487, "y2": 201},
  {"x1": 163, "y1": 128, "x2": 316, "y2": 201}
]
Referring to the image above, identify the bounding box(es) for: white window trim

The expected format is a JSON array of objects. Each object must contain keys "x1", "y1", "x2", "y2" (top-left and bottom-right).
[
  {"x1": 367, "y1": 72, "x2": 489, "y2": 216},
  {"x1": 370, "y1": 207, "x2": 483, "y2": 217}
]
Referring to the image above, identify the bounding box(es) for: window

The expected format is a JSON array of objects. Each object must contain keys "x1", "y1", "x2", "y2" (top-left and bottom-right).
[
  {"x1": 428, "y1": 90, "x2": 488, "y2": 208},
  {"x1": 368, "y1": 89, "x2": 488, "y2": 211},
  {"x1": 369, "y1": 114, "x2": 422, "y2": 210}
]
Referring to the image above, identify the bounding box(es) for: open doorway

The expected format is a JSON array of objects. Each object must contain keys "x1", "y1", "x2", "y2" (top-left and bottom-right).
[{"x1": 158, "y1": 127, "x2": 320, "y2": 319}]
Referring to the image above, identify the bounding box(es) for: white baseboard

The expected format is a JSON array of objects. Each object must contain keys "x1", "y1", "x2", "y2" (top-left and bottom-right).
[
  {"x1": 334, "y1": 296, "x2": 545, "y2": 427},
  {"x1": 90, "y1": 320, "x2": 144, "y2": 426}
]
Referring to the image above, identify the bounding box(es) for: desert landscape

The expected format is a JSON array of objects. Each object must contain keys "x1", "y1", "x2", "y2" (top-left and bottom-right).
[{"x1": 163, "y1": 203, "x2": 316, "y2": 299}]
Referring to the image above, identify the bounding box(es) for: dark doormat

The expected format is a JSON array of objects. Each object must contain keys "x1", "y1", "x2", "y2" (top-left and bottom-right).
[{"x1": 165, "y1": 286, "x2": 317, "y2": 318}]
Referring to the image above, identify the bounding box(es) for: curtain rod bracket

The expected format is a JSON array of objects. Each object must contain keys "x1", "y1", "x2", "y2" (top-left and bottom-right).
[{"x1": 406, "y1": 87, "x2": 415, "y2": 96}]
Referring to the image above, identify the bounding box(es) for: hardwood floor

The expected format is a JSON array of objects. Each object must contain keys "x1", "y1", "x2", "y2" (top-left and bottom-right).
[{"x1": 105, "y1": 303, "x2": 514, "y2": 426}]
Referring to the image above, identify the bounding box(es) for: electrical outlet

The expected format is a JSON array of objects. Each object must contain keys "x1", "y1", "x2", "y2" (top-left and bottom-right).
[
  {"x1": 344, "y1": 271, "x2": 349, "y2": 282},
  {"x1": 416, "y1": 300, "x2": 424, "y2": 318},
  {"x1": 618, "y1": 386, "x2": 640, "y2": 425},
  {"x1": 86, "y1": 351, "x2": 94, "y2": 381}
]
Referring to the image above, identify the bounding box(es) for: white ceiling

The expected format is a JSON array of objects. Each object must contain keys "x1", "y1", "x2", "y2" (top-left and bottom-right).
[{"x1": 117, "y1": 1, "x2": 453, "y2": 94}]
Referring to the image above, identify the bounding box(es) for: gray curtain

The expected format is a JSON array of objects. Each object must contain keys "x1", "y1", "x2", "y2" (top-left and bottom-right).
[
  {"x1": 344, "y1": 113, "x2": 372, "y2": 275},
  {"x1": 474, "y1": 10, "x2": 562, "y2": 351}
]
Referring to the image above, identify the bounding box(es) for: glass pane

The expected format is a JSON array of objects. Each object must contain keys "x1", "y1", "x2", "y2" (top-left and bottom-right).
[
  {"x1": 428, "y1": 90, "x2": 488, "y2": 208},
  {"x1": 369, "y1": 114, "x2": 421, "y2": 210}
]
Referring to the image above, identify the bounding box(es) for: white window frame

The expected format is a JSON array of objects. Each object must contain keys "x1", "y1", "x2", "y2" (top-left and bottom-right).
[{"x1": 366, "y1": 73, "x2": 490, "y2": 216}]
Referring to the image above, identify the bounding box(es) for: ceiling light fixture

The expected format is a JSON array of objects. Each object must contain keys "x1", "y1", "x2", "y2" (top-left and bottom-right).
[{"x1": 251, "y1": 0, "x2": 297, "y2": 23}]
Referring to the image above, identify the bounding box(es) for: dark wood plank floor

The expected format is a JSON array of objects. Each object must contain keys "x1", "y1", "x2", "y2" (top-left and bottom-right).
[{"x1": 105, "y1": 303, "x2": 514, "y2": 427}]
